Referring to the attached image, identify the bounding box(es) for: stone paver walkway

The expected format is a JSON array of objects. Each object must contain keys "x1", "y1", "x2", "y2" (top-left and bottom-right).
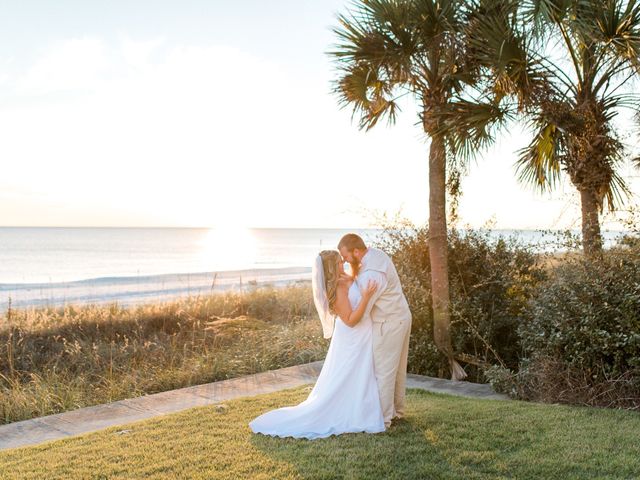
[{"x1": 0, "y1": 360, "x2": 509, "y2": 451}]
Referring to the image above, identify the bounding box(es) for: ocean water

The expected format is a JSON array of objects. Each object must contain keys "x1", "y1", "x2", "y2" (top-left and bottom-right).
[
  {"x1": 0, "y1": 227, "x2": 382, "y2": 284},
  {"x1": 0, "y1": 227, "x2": 630, "y2": 310},
  {"x1": 0, "y1": 227, "x2": 381, "y2": 309}
]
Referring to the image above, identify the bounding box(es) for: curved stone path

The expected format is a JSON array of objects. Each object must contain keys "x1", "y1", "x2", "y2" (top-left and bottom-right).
[{"x1": 0, "y1": 360, "x2": 509, "y2": 451}]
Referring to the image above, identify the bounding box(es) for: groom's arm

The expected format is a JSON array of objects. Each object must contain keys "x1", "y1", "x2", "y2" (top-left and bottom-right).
[{"x1": 357, "y1": 270, "x2": 387, "y2": 318}]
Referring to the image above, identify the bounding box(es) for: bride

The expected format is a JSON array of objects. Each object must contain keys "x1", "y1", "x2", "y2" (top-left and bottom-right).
[{"x1": 248, "y1": 249, "x2": 386, "y2": 439}]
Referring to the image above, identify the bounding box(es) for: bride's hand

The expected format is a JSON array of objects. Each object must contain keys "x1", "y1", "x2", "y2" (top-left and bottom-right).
[{"x1": 361, "y1": 279, "x2": 378, "y2": 300}]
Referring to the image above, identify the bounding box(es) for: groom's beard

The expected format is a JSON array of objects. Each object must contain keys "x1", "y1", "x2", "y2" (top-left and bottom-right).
[{"x1": 349, "y1": 261, "x2": 360, "y2": 278}]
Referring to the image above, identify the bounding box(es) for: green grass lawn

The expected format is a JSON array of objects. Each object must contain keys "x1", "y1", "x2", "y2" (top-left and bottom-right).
[{"x1": 1, "y1": 386, "x2": 639, "y2": 480}]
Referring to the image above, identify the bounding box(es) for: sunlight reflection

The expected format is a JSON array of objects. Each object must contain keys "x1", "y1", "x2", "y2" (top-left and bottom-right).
[{"x1": 198, "y1": 227, "x2": 258, "y2": 271}]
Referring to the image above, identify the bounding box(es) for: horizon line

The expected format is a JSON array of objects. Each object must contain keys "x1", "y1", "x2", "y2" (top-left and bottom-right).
[{"x1": 0, "y1": 225, "x2": 632, "y2": 232}]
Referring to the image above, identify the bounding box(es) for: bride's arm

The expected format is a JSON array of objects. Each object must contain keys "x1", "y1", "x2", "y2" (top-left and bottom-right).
[{"x1": 339, "y1": 280, "x2": 378, "y2": 328}]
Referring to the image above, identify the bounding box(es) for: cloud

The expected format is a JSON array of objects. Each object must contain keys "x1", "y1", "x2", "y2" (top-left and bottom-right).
[
  {"x1": 19, "y1": 37, "x2": 110, "y2": 94},
  {"x1": 118, "y1": 34, "x2": 166, "y2": 69}
]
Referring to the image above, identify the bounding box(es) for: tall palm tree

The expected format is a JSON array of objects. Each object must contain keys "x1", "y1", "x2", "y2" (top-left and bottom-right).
[
  {"x1": 636, "y1": 110, "x2": 640, "y2": 167},
  {"x1": 328, "y1": 0, "x2": 536, "y2": 379},
  {"x1": 512, "y1": 0, "x2": 640, "y2": 257}
]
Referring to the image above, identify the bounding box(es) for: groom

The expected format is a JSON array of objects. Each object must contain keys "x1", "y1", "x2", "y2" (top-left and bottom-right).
[{"x1": 338, "y1": 233, "x2": 412, "y2": 428}]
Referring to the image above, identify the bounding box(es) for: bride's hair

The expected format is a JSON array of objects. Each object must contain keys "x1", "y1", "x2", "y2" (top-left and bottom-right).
[{"x1": 319, "y1": 250, "x2": 341, "y2": 314}]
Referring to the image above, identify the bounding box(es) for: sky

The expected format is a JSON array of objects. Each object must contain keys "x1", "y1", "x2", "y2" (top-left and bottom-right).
[{"x1": 0, "y1": 0, "x2": 638, "y2": 230}]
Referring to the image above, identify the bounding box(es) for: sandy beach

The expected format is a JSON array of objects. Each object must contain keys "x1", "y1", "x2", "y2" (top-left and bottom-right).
[{"x1": 0, "y1": 267, "x2": 311, "y2": 311}]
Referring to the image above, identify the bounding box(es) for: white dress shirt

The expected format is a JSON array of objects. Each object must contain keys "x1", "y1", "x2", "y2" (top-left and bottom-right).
[{"x1": 355, "y1": 249, "x2": 388, "y2": 319}]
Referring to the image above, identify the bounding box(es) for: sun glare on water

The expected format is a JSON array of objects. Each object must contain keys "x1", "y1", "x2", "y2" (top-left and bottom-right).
[{"x1": 198, "y1": 227, "x2": 258, "y2": 272}]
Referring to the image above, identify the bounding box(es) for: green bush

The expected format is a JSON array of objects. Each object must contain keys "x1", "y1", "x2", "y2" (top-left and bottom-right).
[
  {"x1": 482, "y1": 364, "x2": 518, "y2": 397},
  {"x1": 515, "y1": 239, "x2": 640, "y2": 408},
  {"x1": 520, "y1": 243, "x2": 640, "y2": 377},
  {"x1": 374, "y1": 219, "x2": 548, "y2": 382}
]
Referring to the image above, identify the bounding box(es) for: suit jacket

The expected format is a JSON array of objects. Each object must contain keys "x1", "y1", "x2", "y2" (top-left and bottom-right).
[{"x1": 357, "y1": 247, "x2": 411, "y2": 324}]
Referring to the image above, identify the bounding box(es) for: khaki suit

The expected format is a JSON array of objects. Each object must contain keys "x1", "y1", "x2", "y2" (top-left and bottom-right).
[{"x1": 357, "y1": 248, "x2": 412, "y2": 427}]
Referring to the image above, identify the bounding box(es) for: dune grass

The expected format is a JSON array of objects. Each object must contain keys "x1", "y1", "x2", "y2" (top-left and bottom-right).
[
  {"x1": 0, "y1": 283, "x2": 327, "y2": 425},
  {"x1": 1, "y1": 386, "x2": 638, "y2": 479}
]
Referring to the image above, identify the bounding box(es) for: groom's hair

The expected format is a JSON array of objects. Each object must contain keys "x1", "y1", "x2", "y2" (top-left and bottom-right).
[{"x1": 338, "y1": 233, "x2": 366, "y2": 252}]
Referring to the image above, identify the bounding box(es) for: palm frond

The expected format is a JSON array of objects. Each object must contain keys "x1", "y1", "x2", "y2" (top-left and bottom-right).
[
  {"x1": 465, "y1": 0, "x2": 551, "y2": 110},
  {"x1": 333, "y1": 62, "x2": 401, "y2": 130},
  {"x1": 577, "y1": 0, "x2": 640, "y2": 76},
  {"x1": 514, "y1": 121, "x2": 563, "y2": 192},
  {"x1": 521, "y1": 0, "x2": 573, "y2": 30},
  {"x1": 412, "y1": 0, "x2": 463, "y2": 43},
  {"x1": 329, "y1": 12, "x2": 395, "y2": 67},
  {"x1": 329, "y1": 0, "x2": 417, "y2": 75},
  {"x1": 433, "y1": 98, "x2": 513, "y2": 161},
  {"x1": 328, "y1": 1, "x2": 420, "y2": 131},
  {"x1": 601, "y1": 167, "x2": 633, "y2": 213},
  {"x1": 329, "y1": 0, "x2": 473, "y2": 132}
]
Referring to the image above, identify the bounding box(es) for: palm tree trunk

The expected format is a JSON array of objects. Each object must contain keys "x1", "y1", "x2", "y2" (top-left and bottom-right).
[
  {"x1": 428, "y1": 131, "x2": 468, "y2": 381},
  {"x1": 579, "y1": 188, "x2": 603, "y2": 258}
]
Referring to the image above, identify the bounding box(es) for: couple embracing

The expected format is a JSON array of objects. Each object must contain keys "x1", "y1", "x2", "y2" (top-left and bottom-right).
[{"x1": 249, "y1": 233, "x2": 412, "y2": 439}]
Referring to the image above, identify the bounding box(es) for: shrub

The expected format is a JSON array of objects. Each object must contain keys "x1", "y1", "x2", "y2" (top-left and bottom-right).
[
  {"x1": 516, "y1": 239, "x2": 640, "y2": 409},
  {"x1": 373, "y1": 218, "x2": 548, "y2": 382},
  {"x1": 482, "y1": 364, "x2": 518, "y2": 398}
]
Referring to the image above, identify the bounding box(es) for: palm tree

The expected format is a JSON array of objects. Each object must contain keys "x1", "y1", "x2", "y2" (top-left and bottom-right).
[
  {"x1": 328, "y1": 0, "x2": 537, "y2": 380},
  {"x1": 636, "y1": 110, "x2": 640, "y2": 167},
  {"x1": 511, "y1": 0, "x2": 640, "y2": 257}
]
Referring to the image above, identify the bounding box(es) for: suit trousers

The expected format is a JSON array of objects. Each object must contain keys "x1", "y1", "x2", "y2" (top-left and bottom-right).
[{"x1": 372, "y1": 316, "x2": 412, "y2": 427}]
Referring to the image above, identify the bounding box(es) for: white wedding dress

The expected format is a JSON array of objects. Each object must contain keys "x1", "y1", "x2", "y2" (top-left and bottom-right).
[{"x1": 249, "y1": 279, "x2": 385, "y2": 439}]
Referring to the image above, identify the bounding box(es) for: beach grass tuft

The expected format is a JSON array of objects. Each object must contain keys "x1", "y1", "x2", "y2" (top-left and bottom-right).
[{"x1": 0, "y1": 283, "x2": 327, "y2": 425}]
